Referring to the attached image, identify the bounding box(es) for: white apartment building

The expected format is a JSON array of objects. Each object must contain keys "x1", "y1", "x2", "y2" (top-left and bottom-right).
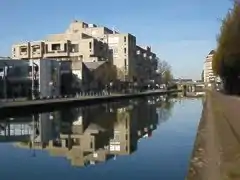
[{"x1": 203, "y1": 50, "x2": 216, "y2": 83}]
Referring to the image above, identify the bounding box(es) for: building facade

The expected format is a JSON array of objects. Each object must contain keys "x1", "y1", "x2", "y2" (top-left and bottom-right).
[
  {"x1": 30, "y1": 59, "x2": 61, "y2": 98},
  {"x1": 203, "y1": 50, "x2": 216, "y2": 83},
  {"x1": 0, "y1": 59, "x2": 62, "y2": 99},
  {"x1": 136, "y1": 46, "x2": 158, "y2": 85},
  {"x1": 12, "y1": 20, "x2": 159, "y2": 86}
]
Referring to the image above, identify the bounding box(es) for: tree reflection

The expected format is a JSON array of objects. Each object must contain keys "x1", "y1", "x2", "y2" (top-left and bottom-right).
[{"x1": 157, "y1": 97, "x2": 175, "y2": 123}]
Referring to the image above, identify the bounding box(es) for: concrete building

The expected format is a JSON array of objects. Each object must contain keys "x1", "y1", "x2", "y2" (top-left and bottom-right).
[
  {"x1": 65, "y1": 21, "x2": 158, "y2": 83},
  {"x1": 105, "y1": 33, "x2": 137, "y2": 82},
  {"x1": 136, "y1": 46, "x2": 158, "y2": 85},
  {"x1": 12, "y1": 36, "x2": 109, "y2": 63},
  {"x1": 203, "y1": 50, "x2": 216, "y2": 83},
  {"x1": 12, "y1": 20, "x2": 159, "y2": 87}
]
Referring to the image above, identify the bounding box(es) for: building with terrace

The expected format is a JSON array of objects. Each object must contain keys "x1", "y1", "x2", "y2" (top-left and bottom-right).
[{"x1": 11, "y1": 20, "x2": 159, "y2": 87}]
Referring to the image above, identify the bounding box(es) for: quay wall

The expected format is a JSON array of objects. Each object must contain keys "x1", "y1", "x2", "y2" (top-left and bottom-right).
[
  {"x1": 186, "y1": 91, "x2": 240, "y2": 179},
  {"x1": 186, "y1": 92, "x2": 221, "y2": 180},
  {"x1": 0, "y1": 90, "x2": 179, "y2": 118}
]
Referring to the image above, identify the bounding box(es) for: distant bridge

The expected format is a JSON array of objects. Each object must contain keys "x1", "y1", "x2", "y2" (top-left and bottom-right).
[{"x1": 175, "y1": 81, "x2": 205, "y2": 92}]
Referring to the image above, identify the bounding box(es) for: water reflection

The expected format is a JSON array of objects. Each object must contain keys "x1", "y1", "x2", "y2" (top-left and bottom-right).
[{"x1": 0, "y1": 96, "x2": 174, "y2": 167}]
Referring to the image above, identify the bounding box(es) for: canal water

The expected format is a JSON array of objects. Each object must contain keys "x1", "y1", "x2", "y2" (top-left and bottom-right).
[{"x1": 0, "y1": 96, "x2": 203, "y2": 180}]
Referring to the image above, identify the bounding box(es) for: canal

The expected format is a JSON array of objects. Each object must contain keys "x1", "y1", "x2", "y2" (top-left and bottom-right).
[{"x1": 0, "y1": 95, "x2": 203, "y2": 180}]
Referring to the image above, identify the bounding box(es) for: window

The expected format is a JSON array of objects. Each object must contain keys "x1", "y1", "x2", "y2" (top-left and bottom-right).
[
  {"x1": 71, "y1": 44, "x2": 79, "y2": 52},
  {"x1": 110, "y1": 145, "x2": 120, "y2": 151},
  {"x1": 32, "y1": 45, "x2": 40, "y2": 53},
  {"x1": 108, "y1": 37, "x2": 119, "y2": 44},
  {"x1": 20, "y1": 47, "x2": 27, "y2": 53},
  {"x1": 52, "y1": 44, "x2": 60, "y2": 51},
  {"x1": 125, "y1": 119, "x2": 128, "y2": 129},
  {"x1": 113, "y1": 48, "x2": 118, "y2": 54},
  {"x1": 45, "y1": 45, "x2": 48, "y2": 53},
  {"x1": 124, "y1": 36, "x2": 126, "y2": 42},
  {"x1": 125, "y1": 134, "x2": 128, "y2": 140},
  {"x1": 124, "y1": 48, "x2": 127, "y2": 54},
  {"x1": 114, "y1": 133, "x2": 120, "y2": 141},
  {"x1": 64, "y1": 43, "x2": 67, "y2": 51},
  {"x1": 89, "y1": 42, "x2": 92, "y2": 49},
  {"x1": 124, "y1": 59, "x2": 127, "y2": 70}
]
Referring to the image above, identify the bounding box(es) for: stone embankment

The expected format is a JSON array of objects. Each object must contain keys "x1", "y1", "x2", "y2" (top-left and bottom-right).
[
  {"x1": 186, "y1": 91, "x2": 240, "y2": 180},
  {"x1": 0, "y1": 90, "x2": 179, "y2": 118}
]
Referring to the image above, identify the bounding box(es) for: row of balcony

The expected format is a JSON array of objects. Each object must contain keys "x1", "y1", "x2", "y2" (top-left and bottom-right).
[{"x1": 12, "y1": 40, "x2": 107, "y2": 60}]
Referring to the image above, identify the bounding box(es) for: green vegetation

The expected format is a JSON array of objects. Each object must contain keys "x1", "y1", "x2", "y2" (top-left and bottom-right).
[{"x1": 212, "y1": 2, "x2": 240, "y2": 94}]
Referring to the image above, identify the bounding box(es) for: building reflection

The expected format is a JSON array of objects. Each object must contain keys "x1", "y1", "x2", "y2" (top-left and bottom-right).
[{"x1": 1, "y1": 96, "x2": 173, "y2": 167}]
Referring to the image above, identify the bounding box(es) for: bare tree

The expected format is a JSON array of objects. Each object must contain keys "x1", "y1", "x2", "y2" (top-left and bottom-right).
[
  {"x1": 157, "y1": 59, "x2": 173, "y2": 84},
  {"x1": 157, "y1": 60, "x2": 168, "y2": 73}
]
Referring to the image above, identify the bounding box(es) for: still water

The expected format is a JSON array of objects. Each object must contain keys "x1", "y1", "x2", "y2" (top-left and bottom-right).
[{"x1": 0, "y1": 96, "x2": 202, "y2": 180}]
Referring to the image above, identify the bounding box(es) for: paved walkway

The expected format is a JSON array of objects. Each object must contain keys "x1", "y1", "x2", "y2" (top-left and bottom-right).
[
  {"x1": 187, "y1": 91, "x2": 240, "y2": 180},
  {"x1": 211, "y1": 92, "x2": 240, "y2": 179}
]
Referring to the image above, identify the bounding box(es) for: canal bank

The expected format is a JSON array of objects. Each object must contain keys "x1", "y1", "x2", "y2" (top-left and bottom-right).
[
  {"x1": 187, "y1": 91, "x2": 240, "y2": 180},
  {"x1": 0, "y1": 90, "x2": 179, "y2": 118}
]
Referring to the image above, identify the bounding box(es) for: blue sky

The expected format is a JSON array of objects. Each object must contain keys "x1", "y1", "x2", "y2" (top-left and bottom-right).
[{"x1": 0, "y1": 0, "x2": 232, "y2": 79}]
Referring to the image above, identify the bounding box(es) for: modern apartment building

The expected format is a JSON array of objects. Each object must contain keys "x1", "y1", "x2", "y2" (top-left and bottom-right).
[
  {"x1": 203, "y1": 50, "x2": 216, "y2": 83},
  {"x1": 12, "y1": 20, "x2": 158, "y2": 85}
]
